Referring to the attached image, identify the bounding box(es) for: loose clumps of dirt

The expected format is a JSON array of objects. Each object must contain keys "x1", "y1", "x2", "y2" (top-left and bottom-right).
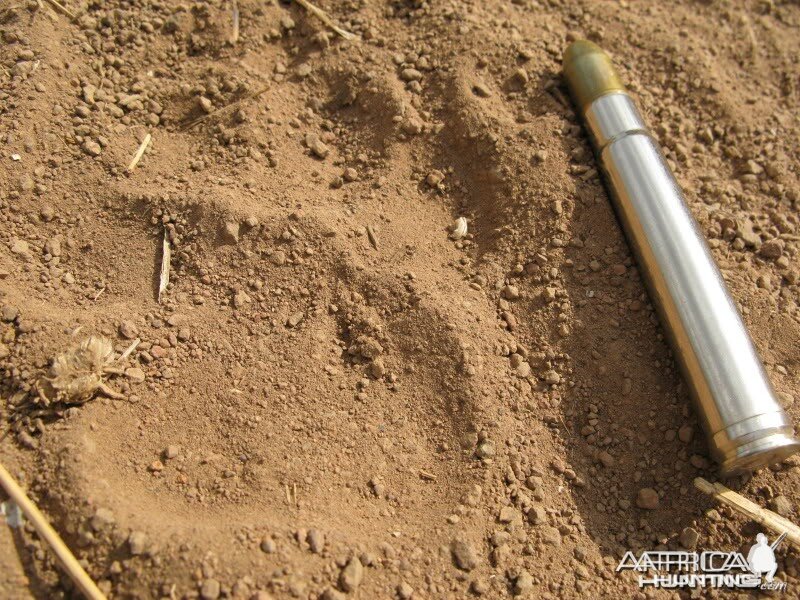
[{"x1": 1, "y1": 0, "x2": 800, "y2": 599}]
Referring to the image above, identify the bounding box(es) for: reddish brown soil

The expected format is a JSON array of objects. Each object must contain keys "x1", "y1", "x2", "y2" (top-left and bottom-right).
[{"x1": 2, "y1": 1, "x2": 800, "y2": 599}]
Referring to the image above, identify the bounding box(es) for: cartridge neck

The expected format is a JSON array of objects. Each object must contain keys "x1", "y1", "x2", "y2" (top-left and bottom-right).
[{"x1": 584, "y1": 92, "x2": 648, "y2": 149}]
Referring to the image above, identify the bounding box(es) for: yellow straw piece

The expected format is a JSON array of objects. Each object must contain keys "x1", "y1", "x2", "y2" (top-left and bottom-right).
[
  {"x1": 695, "y1": 477, "x2": 800, "y2": 550},
  {"x1": 0, "y1": 462, "x2": 106, "y2": 600}
]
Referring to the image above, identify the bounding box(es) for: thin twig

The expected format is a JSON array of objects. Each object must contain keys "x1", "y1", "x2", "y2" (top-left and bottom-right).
[
  {"x1": 42, "y1": 0, "x2": 77, "y2": 20},
  {"x1": 126, "y1": 133, "x2": 151, "y2": 172},
  {"x1": 158, "y1": 229, "x2": 171, "y2": 303},
  {"x1": 294, "y1": 0, "x2": 357, "y2": 41}
]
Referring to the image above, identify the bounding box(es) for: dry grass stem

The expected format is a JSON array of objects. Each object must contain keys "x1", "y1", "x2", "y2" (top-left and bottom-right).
[
  {"x1": 42, "y1": 0, "x2": 76, "y2": 20},
  {"x1": 159, "y1": 229, "x2": 171, "y2": 303},
  {"x1": 230, "y1": 0, "x2": 240, "y2": 44},
  {"x1": 127, "y1": 133, "x2": 151, "y2": 172},
  {"x1": 294, "y1": 0, "x2": 357, "y2": 41},
  {"x1": 118, "y1": 338, "x2": 141, "y2": 363},
  {"x1": 0, "y1": 464, "x2": 106, "y2": 600},
  {"x1": 695, "y1": 477, "x2": 800, "y2": 550},
  {"x1": 366, "y1": 224, "x2": 378, "y2": 249}
]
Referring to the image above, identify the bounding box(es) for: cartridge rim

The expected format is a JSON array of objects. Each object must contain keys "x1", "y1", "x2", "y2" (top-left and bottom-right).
[{"x1": 719, "y1": 432, "x2": 800, "y2": 477}]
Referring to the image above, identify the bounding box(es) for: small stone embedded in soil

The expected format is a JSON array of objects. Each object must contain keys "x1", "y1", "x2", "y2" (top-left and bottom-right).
[
  {"x1": 44, "y1": 237, "x2": 61, "y2": 256},
  {"x1": 472, "y1": 81, "x2": 492, "y2": 97},
  {"x1": 320, "y1": 588, "x2": 346, "y2": 600},
  {"x1": 126, "y1": 367, "x2": 145, "y2": 383},
  {"x1": 400, "y1": 68, "x2": 422, "y2": 82},
  {"x1": 397, "y1": 581, "x2": 414, "y2": 599},
  {"x1": 543, "y1": 370, "x2": 561, "y2": 385},
  {"x1": 475, "y1": 441, "x2": 494, "y2": 459},
  {"x1": 307, "y1": 529, "x2": 325, "y2": 553},
  {"x1": 17, "y1": 431, "x2": 37, "y2": 449},
  {"x1": 306, "y1": 133, "x2": 330, "y2": 159},
  {"x1": 426, "y1": 170, "x2": 444, "y2": 186},
  {"x1": 200, "y1": 578, "x2": 221, "y2": 600},
  {"x1": 777, "y1": 392, "x2": 795, "y2": 408},
  {"x1": 770, "y1": 495, "x2": 792, "y2": 517},
  {"x1": 498, "y1": 506, "x2": 521, "y2": 524},
  {"x1": 18, "y1": 174, "x2": 34, "y2": 191},
  {"x1": 339, "y1": 556, "x2": 363, "y2": 592},
  {"x1": 286, "y1": 312, "x2": 304, "y2": 327},
  {"x1": 233, "y1": 290, "x2": 251, "y2": 308},
  {"x1": 82, "y1": 140, "x2": 102, "y2": 156},
  {"x1": 597, "y1": 451, "x2": 615, "y2": 468},
  {"x1": 470, "y1": 578, "x2": 488, "y2": 595},
  {"x1": 527, "y1": 505, "x2": 546, "y2": 525},
  {"x1": 119, "y1": 320, "x2": 139, "y2": 339},
  {"x1": 541, "y1": 526, "x2": 561, "y2": 546},
  {"x1": 91, "y1": 508, "x2": 115, "y2": 531},
  {"x1": 636, "y1": 488, "x2": 660, "y2": 510},
  {"x1": 680, "y1": 527, "x2": 699, "y2": 549},
  {"x1": 514, "y1": 570, "x2": 534, "y2": 596},
  {"x1": 128, "y1": 531, "x2": 147, "y2": 555},
  {"x1": 222, "y1": 220, "x2": 240, "y2": 244},
  {"x1": 10, "y1": 239, "x2": 30, "y2": 256},
  {"x1": 260, "y1": 537, "x2": 276, "y2": 553},
  {"x1": 759, "y1": 239, "x2": 783, "y2": 260},
  {"x1": 451, "y1": 538, "x2": 479, "y2": 571},
  {"x1": 198, "y1": 96, "x2": 214, "y2": 114},
  {"x1": 502, "y1": 284, "x2": 520, "y2": 300}
]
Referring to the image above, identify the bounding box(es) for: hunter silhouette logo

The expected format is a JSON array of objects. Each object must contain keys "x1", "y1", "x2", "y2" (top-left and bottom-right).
[
  {"x1": 617, "y1": 532, "x2": 788, "y2": 591},
  {"x1": 747, "y1": 532, "x2": 786, "y2": 583}
]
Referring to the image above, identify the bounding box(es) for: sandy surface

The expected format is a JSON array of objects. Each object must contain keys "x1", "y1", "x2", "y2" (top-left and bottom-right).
[{"x1": 1, "y1": 0, "x2": 800, "y2": 598}]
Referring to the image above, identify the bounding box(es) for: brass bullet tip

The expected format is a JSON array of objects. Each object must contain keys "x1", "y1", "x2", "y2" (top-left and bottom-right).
[{"x1": 562, "y1": 40, "x2": 626, "y2": 112}]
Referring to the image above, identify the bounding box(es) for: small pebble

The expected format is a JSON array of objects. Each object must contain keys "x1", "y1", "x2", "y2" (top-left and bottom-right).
[
  {"x1": 200, "y1": 579, "x2": 220, "y2": 600},
  {"x1": 451, "y1": 539, "x2": 479, "y2": 571},
  {"x1": 636, "y1": 488, "x2": 659, "y2": 510},
  {"x1": 679, "y1": 527, "x2": 699, "y2": 549},
  {"x1": 339, "y1": 556, "x2": 363, "y2": 592}
]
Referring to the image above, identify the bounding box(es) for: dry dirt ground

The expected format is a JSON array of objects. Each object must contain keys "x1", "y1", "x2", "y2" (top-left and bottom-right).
[{"x1": 1, "y1": 0, "x2": 800, "y2": 598}]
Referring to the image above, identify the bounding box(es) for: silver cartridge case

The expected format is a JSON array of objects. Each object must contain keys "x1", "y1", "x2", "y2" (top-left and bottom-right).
[{"x1": 563, "y1": 41, "x2": 799, "y2": 476}]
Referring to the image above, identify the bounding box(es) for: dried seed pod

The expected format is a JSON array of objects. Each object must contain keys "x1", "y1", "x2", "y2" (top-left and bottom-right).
[{"x1": 48, "y1": 336, "x2": 115, "y2": 403}]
